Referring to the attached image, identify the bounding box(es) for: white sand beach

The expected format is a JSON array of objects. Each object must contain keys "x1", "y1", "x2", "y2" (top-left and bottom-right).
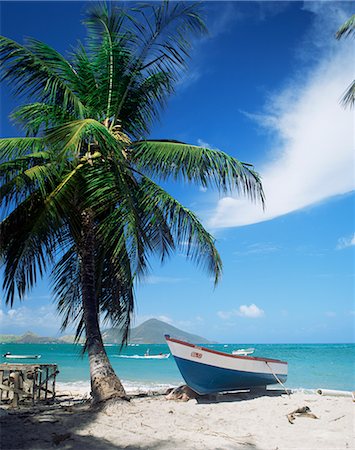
[{"x1": 1, "y1": 389, "x2": 354, "y2": 449}]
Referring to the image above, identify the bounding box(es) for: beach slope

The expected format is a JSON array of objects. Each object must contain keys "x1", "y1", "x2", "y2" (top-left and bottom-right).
[{"x1": 1, "y1": 390, "x2": 353, "y2": 449}]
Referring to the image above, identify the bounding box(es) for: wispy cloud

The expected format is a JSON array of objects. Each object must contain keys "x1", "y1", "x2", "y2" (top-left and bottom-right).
[
  {"x1": 178, "y1": 2, "x2": 290, "y2": 92},
  {"x1": 197, "y1": 138, "x2": 214, "y2": 149},
  {"x1": 142, "y1": 276, "x2": 187, "y2": 285},
  {"x1": 218, "y1": 303, "x2": 265, "y2": 319},
  {"x1": 207, "y1": 2, "x2": 289, "y2": 38},
  {"x1": 207, "y1": 5, "x2": 354, "y2": 228},
  {"x1": 234, "y1": 242, "x2": 279, "y2": 256},
  {"x1": 336, "y1": 233, "x2": 355, "y2": 250},
  {"x1": 0, "y1": 305, "x2": 61, "y2": 335},
  {"x1": 134, "y1": 315, "x2": 174, "y2": 326}
]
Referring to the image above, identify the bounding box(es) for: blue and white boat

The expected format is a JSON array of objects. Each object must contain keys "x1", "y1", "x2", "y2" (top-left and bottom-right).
[{"x1": 165, "y1": 335, "x2": 288, "y2": 395}]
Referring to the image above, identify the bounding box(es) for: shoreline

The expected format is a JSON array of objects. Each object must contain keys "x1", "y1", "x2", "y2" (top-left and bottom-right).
[
  {"x1": 1, "y1": 388, "x2": 353, "y2": 449},
  {"x1": 56, "y1": 379, "x2": 353, "y2": 397}
]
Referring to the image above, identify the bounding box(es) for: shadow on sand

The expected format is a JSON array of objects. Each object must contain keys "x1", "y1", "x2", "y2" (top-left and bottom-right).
[
  {"x1": 0, "y1": 396, "x2": 145, "y2": 450},
  {"x1": 196, "y1": 388, "x2": 288, "y2": 404},
  {"x1": 0, "y1": 390, "x2": 279, "y2": 449}
]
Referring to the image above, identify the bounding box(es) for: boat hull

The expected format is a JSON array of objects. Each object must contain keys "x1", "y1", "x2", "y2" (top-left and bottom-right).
[{"x1": 165, "y1": 336, "x2": 287, "y2": 395}]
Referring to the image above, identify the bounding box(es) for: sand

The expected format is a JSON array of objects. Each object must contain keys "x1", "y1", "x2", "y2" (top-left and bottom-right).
[{"x1": 0, "y1": 389, "x2": 354, "y2": 450}]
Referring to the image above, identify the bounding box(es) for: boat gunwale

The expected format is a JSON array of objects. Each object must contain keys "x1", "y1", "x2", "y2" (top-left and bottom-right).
[{"x1": 165, "y1": 336, "x2": 288, "y2": 365}]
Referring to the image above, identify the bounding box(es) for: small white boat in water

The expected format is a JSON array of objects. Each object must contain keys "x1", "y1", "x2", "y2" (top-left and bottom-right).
[
  {"x1": 143, "y1": 349, "x2": 170, "y2": 359},
  {"x1": 3, "y1": 352, "x2": 41, "y2": 359},
  {"x1": 232, "y1": 348, "x2": 255, "y2": 356}
]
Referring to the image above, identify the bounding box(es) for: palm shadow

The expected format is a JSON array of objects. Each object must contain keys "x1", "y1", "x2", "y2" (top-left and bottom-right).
[{"x1": 0, "y1": 395, "x2": 162, "y2": 449}]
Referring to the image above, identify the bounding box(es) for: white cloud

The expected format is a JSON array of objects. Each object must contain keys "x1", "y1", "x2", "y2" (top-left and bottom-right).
[
  {"x1": 0, "y1": 305, "x2": 61, "y2": 334},
  {"x1": 336, "y1": 233, "x2": 355, "y2": 250},
  {"x1": 197, "y1": 138, "x2": 213, "y2": 149},
  {"x1": 234, "y1": 242, "x2": 279, "y2": 256},
  {"x1": 142, "y1": 276, "x2": 186, "y2": 285},
  {"x1": 134, "y1": 314, "x2": 174, "y2": 326},
  {"x1": 238, "y1": 304, "x2": 265, "y2": 318},
  {"x1": 218, "y1": 303, "x2": 265, "y2": 319},
  {"x1": 156, "y1": 315, "x2": 173, "y2": 324},
  {"x1": 208, "y1": 7, "x2": 354, "y2": 228},
  {"x1": 325, "y1": 311, "x2": 337, "y2": 317}
]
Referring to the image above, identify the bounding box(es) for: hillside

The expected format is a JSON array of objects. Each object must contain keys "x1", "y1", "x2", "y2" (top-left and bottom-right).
[
  {"x1": 103, "y1": 318, "x2": 213, "y2": 344},
  {"x1": 0, "y1": 319, "x2": 212, "y2": 345},
  {"x1": 0, "y1": 332, "x2": 82, "y2": 344}
]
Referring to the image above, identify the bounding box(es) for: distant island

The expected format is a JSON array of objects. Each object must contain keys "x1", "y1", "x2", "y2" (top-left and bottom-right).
[{"x1": 0, "y1": 318, "x2": 213, "y2": 344}]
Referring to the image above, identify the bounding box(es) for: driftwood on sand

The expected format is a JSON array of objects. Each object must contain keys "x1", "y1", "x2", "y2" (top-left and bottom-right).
[
  {"x1": 287, "y1": 405, "x2": 319, "y2": 424},
  {"x1": 165, "y1": 385, "x2": 198, "y2": 402}
]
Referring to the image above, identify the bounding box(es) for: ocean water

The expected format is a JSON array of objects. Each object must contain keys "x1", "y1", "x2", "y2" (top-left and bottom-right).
[{"x1": 1, "y1": 343, "x2": 354, "y2": 393}]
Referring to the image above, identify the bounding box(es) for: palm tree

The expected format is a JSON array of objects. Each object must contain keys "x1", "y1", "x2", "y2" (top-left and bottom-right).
[
  {"x1": 336, "y1": 14, "x2": 355, "y2": 108},
  {"x1": 0, "y1": 2, "x2": 264, "y2": 404}
]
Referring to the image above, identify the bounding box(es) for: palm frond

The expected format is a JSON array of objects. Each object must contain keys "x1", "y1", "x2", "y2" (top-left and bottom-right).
[
  {"x1": 0, "y1": 193, "x2": 65, "y2": 305},
  {"x1": 96, "y1": 240, "x2": 135, "y2": 345},
  {"x1": 0, "y1": 163, "x2": 54, "y2": 211},
  {"x1": 336, "y1": 14, "x2": 355, "y2": 39},
  {"x1": 340, "y1": 79, "x2": 355, "y2": 108},
  {"x1": 336, "y1": 15, "x2": 355, "y2": 108},
  {"x1": 0, "y1": 137, "x2": 45, "y2": 161},
  {"x1": 52, "y1": 245, "x2": 83, "y2": 338},
  {"x1": 112, "y1": 2, "x2": 206, "y2": 133},
  {"x1": 45, "y1": 119, "x2": 129, "y2": 158},
  {"x1": 137, "y1": 175, "x2": 222, "y2": 285},
  {"x1": 10, "y1": 103, "x2": 74, "y2": 136},
  {"x1": 131, "y1": 140, "x2": 265, "y2": 204},
  {"x1": 0, "y1": 36, "x2": 86, "y2": 117}
]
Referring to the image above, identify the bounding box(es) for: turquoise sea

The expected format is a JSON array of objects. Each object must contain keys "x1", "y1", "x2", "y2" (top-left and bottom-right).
[{"x1": 1, "y1": 343, "x2": 354, "y2": 392}]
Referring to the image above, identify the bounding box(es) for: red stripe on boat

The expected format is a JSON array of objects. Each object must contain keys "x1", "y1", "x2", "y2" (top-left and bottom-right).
[{"x1": 165, "y1": 336, "x2": 288, "y2": 365}]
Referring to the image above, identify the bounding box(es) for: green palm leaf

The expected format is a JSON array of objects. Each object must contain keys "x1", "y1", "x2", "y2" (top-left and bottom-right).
[
  {"x1": 0, "y1": 36, "x2": 86, "y2": 117},
  {"x1": 131, "y1": 140, "x2": 265, "y2": 203},
  {"x1": 1, "y1": 1, "x2": 264, "y2": 403},
  {"x1": 0, "y1": 137, "x2": 44, "y2": 161},
  {"x1": 137, "y1": 175, "x2": 222, "y2": 285},
  {"x1": 336, "y1": 14, "x2": 355, "y2": 39},
  {"x1": 336, "y1": 15, "x2": 355, "y2": 108},
  {"x1": 11, "y1": 103, "x2": 74, "y2": 136}
]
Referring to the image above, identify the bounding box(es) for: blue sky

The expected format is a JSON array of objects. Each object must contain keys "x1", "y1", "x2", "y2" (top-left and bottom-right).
[{"x1": 0, "y1": 1, "x2": 354, "y2": 343}]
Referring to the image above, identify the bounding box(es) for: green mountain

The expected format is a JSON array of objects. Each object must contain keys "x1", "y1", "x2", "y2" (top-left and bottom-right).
[
  {"x1": 0, "y1": 319, "x2": 212, "y2": 344},
  {"x1": 0, "y1": 331, "x2": 60, "y2": 344},
  {"x1": 0, "y1": 332, "x2": 83, "y2": 344},
  {"x1": 103, "y1": 318, "x2": 212, "y2": 344}
]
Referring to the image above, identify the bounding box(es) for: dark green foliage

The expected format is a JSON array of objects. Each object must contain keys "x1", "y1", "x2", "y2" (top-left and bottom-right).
[
  {"x1": 0, "y1": 2, "x2": 264, "y2": 343},
  {"x1": 336, "y1": 14, "x2": 355, "y2": 108}
]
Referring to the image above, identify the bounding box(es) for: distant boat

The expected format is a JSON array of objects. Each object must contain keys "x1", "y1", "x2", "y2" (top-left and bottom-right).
[
  {"x1": 232, "y1": 347, "x2": 255, "y2": 356},
  {"x1": 3, "y1": 352, "x2": 41, "y2": 360},
  {"x1": 143, "y1": 349, "x2": 170, "y2": 359},
  {"x1": 165, "y1": 335, "x2": 287, "y2": 395}
]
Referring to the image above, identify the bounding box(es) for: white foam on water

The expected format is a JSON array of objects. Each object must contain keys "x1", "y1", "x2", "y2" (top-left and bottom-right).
[
  {"x1": 57, "y1": 381, "x2": 91, "y2": 395},
  {"x1": 57, "y1": 379, "x2": 174, "y2": 396},
  {"x1": 113, "y1": 354, "x2": 170, "y2": 359}
]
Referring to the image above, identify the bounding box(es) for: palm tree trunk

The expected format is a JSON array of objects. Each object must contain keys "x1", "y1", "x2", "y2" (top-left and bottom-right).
[{"x1": 80, "y1": 210, "x2": 128, "y2": 404}]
